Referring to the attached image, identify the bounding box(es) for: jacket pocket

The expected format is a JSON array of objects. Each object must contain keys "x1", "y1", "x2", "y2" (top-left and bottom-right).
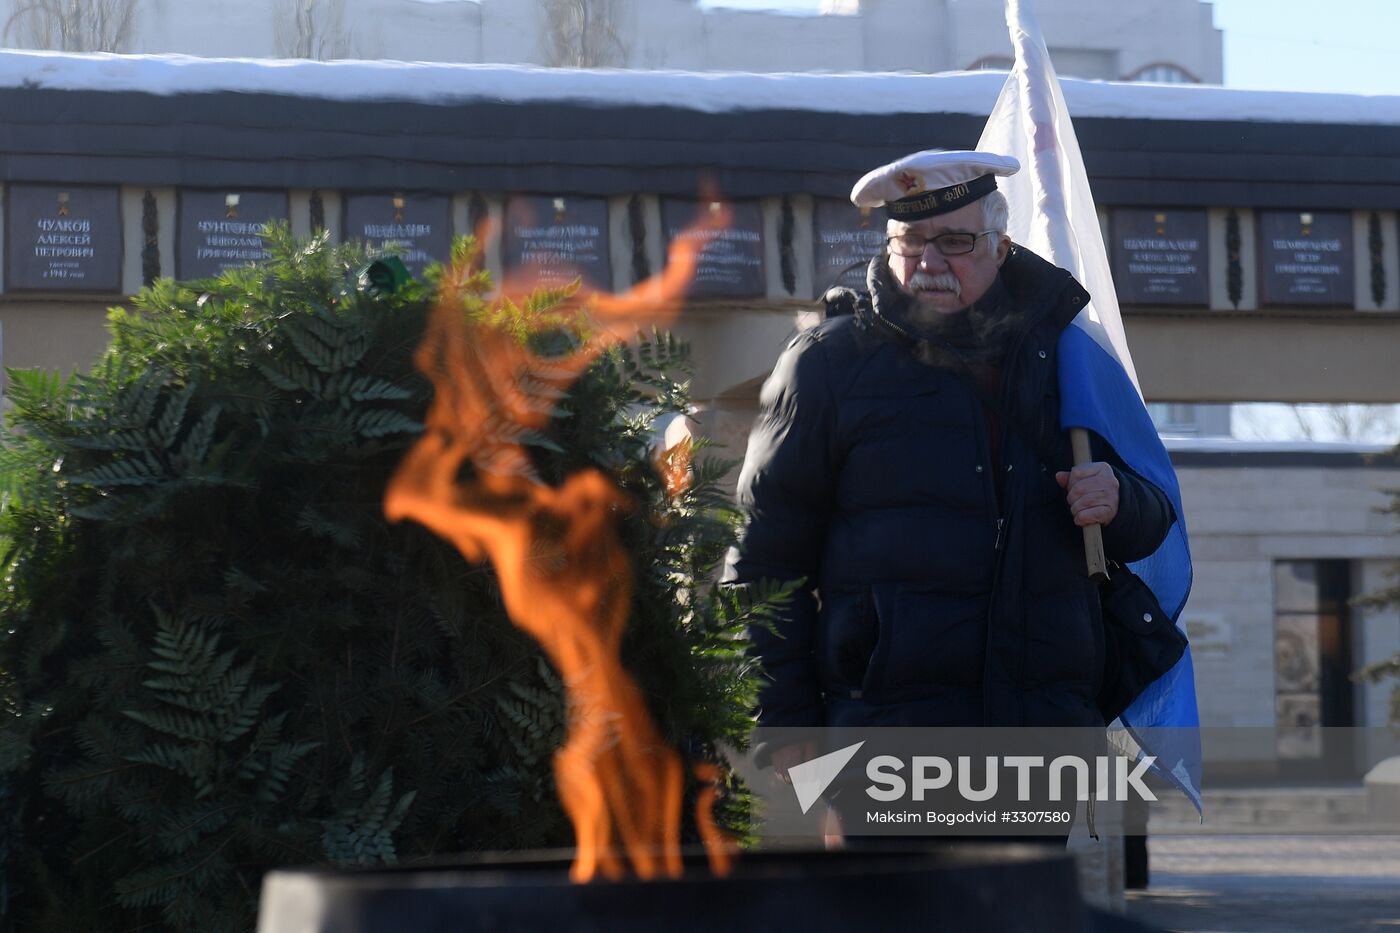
[
  {"x1": 817, "y1": 586, "x2": 877, "y2": 694},
  {"x1": 1023, "y1": 582, "x2": 1101, "y2": 691},
  {"x1": 863, "y1": 583, "x2": 986, "y2": 699}
]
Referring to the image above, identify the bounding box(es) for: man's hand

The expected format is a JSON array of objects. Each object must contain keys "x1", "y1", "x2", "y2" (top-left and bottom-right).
[
  {"x1": 1055, "y1": 462, "x2": 1119, "y2": 527},
  {"x1": 769, "y1": 741, "x2": 816, "y2": 785}
]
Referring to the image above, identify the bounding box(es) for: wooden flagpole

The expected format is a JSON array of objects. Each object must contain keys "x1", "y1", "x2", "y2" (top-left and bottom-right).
[{"x1": 1070, "y1": 427, "x2": 1109, "y2": 582}]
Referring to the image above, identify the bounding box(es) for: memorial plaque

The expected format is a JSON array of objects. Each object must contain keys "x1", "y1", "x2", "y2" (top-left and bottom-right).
[
  {"x1": 177, "y1": 190, "x2": 289, "y2": 279},
  {"x1": 343, "y1": 193, "x2": 452, "y2": 278},
  {"x1": 661, "y1": 199, "x2": 764, "y2": 298},
  {"x1": 1258, "y1": 210, "x2": 1354, "y2": 306},
  {"x1": 1110, "y1": 209, "x2": 1208, "y2": 305},
  {"x1": 502, "y1": 196, "x2": 611, "y2": 290},
  {"x1": 813, "y1": 199, "x2": 884, "y2": 292},
  {"x1": 5, "y1": 184, "x2": 121, "y2": 291}
]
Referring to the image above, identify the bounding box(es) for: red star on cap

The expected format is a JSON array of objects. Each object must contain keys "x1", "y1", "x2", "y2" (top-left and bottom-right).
[{"x1": 895, "y1": 171, "x2": 923, "y2": 193}]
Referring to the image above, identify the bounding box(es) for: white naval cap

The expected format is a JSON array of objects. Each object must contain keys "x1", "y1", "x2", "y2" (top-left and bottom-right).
[{"x1": 850, "y1": 149, "x2": 1020, "y2": 221}]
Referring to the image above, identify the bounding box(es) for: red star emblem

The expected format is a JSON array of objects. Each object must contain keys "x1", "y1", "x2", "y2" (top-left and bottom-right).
[{"x1": 895, "y1": 171, "x2": 923, "y2": 193}]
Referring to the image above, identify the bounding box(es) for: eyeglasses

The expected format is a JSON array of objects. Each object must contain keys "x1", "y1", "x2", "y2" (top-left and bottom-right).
[{"x1": 886, "y1": 230, "x2": 999, "y2": 257}]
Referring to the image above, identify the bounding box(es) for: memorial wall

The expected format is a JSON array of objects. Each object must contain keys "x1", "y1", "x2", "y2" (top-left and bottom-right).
[{"x1": 1, "y1": 184, "x2": 1387, "y2": 317}]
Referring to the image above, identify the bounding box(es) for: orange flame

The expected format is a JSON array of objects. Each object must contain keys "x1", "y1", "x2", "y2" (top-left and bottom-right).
[
  {"x1": 653, "y1": 434, "x2": 694, "y2": 501},
  {"x1": 385, "y1": 205, "x2": 736, "y2": 881}
]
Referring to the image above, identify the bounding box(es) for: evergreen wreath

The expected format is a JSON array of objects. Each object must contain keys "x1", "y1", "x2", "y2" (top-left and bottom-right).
[{"x1": 0, "y1": 226, "x2": 793, "y2": 931}]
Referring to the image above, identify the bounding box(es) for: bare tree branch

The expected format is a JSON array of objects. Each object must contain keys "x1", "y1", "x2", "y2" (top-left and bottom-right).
[
  {"x1": 4, "y1": 0, "x2": 140, "y2": 52},
  {"x1": 273, "y1": 0, "x2": 352, "y2": 61},
  {"x1": 540, "y1": 0, "x2": 627, "y2": 68},
  {"x1": 1234, "y1": 403, "x2": 1400, "y2": 445}
]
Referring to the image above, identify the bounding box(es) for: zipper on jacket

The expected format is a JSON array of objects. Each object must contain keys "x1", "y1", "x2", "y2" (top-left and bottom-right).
[
  {"x1": 982, "y1": 276, "x2": 1071, "y2": 725},
  {"x1": 988, "y1": 295, "x2": 1039, "y2": 552}
]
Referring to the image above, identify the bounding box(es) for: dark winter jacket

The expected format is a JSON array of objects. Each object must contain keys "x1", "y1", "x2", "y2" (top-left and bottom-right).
[{"x1": 722, "y1": 246, "x2": 1174, "y2": 731}]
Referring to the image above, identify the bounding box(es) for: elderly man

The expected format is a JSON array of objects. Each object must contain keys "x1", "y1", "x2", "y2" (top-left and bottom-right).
[{"x1": 723, "y1": 150, "x2": 1175, "y2": 782}]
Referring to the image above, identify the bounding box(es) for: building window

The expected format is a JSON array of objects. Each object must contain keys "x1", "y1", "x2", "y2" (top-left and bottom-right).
[
  {"x1": 1147, "y1": 402, "x2": 1232, "y2": 438},
  {"x1": 1124, "y1": 63, "x2": 1199, "y2": 84},
  {"x1": 1149, "y1": 402, "x2": 1201, "y2": 436}
]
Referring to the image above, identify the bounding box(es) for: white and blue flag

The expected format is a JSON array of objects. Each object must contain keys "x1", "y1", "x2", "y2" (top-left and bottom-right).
[{"x1": 977, "y1": 0, "x2": 1202, "y2": 809}]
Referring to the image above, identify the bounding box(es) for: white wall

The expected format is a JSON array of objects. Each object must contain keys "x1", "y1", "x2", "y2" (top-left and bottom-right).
[
  {"x1": 947, "y1": 0, "x2": 1221, "y2": 80},
  {"x1": 700, "y1": 10, "x2": 864, "y2": 72},
  {"x1": 857, "y1": 0, "x2": 951, "y2": 73},
  {"x1": 1357, "y1": 561, "x2": 1400, "y2": 727},
  {"x1": 131, "y1": 0, "x2": 277, "y2": 58},
  {"x1": 362, "y1": 0, "x2": 485, "y2": 63},
  {"x1": 0, "y1": 0, "x2": 1222, "y2": 82}
]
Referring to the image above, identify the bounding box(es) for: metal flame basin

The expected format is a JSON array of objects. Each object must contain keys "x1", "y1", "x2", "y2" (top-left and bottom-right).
[{"x1": 258, "y1": 845, "x2": 1147, "y2": 933}]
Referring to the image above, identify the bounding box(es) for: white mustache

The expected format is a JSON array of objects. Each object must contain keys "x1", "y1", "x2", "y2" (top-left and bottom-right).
[{"x1": 909, "y1": 272, "x2": 961, "y2": 296}]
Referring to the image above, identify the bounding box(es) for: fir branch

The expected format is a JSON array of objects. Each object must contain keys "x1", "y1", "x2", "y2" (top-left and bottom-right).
[{"x1": 0, "y1": 227, "x2": 761, "y2": 929}]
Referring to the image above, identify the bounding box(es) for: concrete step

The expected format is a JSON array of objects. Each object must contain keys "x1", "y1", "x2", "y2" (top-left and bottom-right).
[{"x1": 1148, "y1": 786, "x2": 1369, "y2": 830}]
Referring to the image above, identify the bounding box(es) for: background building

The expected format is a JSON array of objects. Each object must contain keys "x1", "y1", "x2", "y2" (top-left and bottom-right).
[
  {"x1": 1168, "y1": 440, "x2": 1400, "y2": 776},
  {"x1": 0, "y1": 44, "x2": 1395, "y2": 779},
  {"x1": 0, "y1": 0, "x2": 1222, "y2": 82}
]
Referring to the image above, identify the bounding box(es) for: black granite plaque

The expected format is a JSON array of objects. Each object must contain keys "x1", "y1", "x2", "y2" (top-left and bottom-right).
[
  {"x1": 1110, "y1": 209, "x2": 1209, "y2": 306},
  {"x1": 343, "y1": 193, "x2": 452, "y2": 278},
  {"x1": 814, "y1": 199, "x2": 884, "y2": 293},
  {"x1": 502, "y1": 196, "x2": 611, "y2": 290},
  {"x1": 177, "y1": 190, "x2": 289, "y2": 279},
  {"x1": 1258, "y1": 211, "x2": 1354, "y2": 306},
  {"x1": 661, "y1": 199, "x2": 764, "y2": 298},
  {"x1": 5, "y1": 184, "x2": 121, "y2": 291}
]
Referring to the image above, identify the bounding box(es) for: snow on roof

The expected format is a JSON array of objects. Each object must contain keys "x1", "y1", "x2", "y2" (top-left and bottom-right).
[
  {"x1": 696, "y1": 2, "x2": 837, "y2": 16},
  {"x1": 1164, "y1": 437, "x2": 1396, "y2": 456},
  {"x1": 5, "y1": 48, "x2": 1400, "y2": 125}
]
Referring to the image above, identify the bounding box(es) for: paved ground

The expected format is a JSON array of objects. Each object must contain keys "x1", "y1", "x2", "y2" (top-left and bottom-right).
[{"x1": 1124, "y1": 835, "x2": 1400, "y2": 932}]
